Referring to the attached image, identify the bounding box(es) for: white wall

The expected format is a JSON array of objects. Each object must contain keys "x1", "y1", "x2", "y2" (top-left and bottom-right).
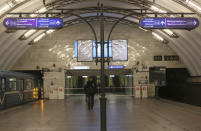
[
  {"x1": 12, "y1": 22, "x2": 185, "y2": 70},
  {"x1": 43, "y1": 71, "x2": 65, "y2": 99}
]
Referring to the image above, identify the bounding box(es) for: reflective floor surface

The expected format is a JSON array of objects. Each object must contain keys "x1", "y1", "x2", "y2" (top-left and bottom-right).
[{"x1": 0, "y1": 96, "x2": 201, "y2": 131}]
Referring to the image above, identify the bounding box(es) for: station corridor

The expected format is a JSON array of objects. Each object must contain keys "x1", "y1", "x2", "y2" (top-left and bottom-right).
[{"x1": 0, "y1": 96, "x2": 201, "y2": 131}]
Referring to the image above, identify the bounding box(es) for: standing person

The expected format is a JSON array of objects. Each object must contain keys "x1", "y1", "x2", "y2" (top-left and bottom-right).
[{"x1": 85, "y1": 77, "x2": 96, "y2": 110}]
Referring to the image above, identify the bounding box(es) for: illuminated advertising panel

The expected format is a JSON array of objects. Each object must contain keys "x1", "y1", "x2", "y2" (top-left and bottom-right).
[
  {"x1": 77, "y1": 40, "x2": 93, "y2": 62},
  {"x1": 112, "y1": 40, "x2": 128, "y2": 61}
]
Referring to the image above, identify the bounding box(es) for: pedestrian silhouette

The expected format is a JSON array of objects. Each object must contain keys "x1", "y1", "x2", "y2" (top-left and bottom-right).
[{"x1": 84, "y1": 77, "x2": 96, "y2": 110}]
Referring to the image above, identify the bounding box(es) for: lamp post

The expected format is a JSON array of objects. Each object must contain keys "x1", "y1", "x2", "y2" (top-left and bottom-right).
[{"x1": 99, "y1": 3, "x2": 107, "y2": 131}]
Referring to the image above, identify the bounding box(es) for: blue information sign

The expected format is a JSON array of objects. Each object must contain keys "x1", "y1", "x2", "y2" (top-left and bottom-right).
[
  {"x1": 3, "y1": 17, "x2": 63, "y2": 29},
  {"x1": 108, "y1": 65, "x2": 125, "y2": 69},
  {"x1": 140, "y1": 17, "x2": 199, "y2": 29}
]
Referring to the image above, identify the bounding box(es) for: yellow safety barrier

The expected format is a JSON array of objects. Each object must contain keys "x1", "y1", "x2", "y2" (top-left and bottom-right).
[{"x1": 33, "y1": 88, "x2": 39, "y2": 99}]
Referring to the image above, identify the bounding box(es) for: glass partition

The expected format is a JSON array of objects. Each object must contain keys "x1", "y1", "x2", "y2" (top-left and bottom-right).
[{"x1": 65, "y1": 74, "x2": 133, "y2": 96}]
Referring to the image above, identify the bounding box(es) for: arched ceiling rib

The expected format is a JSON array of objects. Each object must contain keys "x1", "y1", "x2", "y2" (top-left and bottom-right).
[
  {"x1": 0, "y1": 0, "x2": 200, "y2": 76},
  {"x1": 159, "y1": 30, "x2": 201, "y2": 75}
]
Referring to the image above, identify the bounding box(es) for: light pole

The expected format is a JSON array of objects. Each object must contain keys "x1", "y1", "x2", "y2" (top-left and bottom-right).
[{"x1": 99, "y1": 3, "x2": 107, "y2": 131}]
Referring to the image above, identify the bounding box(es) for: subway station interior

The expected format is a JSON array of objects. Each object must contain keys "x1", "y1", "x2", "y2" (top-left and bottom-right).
[{"x1": 0, "y1": 0, "x2": 201, "y2": 131}]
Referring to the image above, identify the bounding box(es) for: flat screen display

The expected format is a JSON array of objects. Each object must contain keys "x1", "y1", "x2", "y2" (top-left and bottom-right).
[
  {"x1": 77, "y1": 40, "x2": 93, "y2": 62},
  {"x1": 112, "y1": 40, "x2": 128, "y2": 61},
  {"x1": 75, "y1": 41, "x2": 112, "y2": 58}
]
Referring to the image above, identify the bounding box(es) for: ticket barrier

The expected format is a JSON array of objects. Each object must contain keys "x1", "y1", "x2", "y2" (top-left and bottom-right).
[
  {"x1": 134, "y1": 85, "x2": 153, "y2": 98},
  {"x1": 40, "y1": 88, "x2": 44, "y2": 99},
  {"x1": 49, "y1": 87, "x2": 64, "y2": 99},
  {"x1": 33, "y1": 88, "x2": 45, "y2": 100},
  {"x1": 33, "y1": 88, "x2": 39, "y2": 99},
  {"x1": 134, "y1": 86, "x2": 141, "y2": 98},
  {"x1": 58, "y1": 87, "x2": 64, "y2": 99},
  {"x1": 141, "y1": 85, "x2": 148, "y2": 98}
]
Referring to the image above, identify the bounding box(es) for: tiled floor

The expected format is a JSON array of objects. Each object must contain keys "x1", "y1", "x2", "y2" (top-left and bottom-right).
[{"x1": 0, "y1": 96, "x2": 201, "y2": 131}]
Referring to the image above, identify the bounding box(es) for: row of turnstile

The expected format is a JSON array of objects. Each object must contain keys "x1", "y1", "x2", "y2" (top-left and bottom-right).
[
  {"x1": 42, "y1": 85, "x2": 156, "y2": 99},
  {"x1": 134, "y1": 84, "x2": 156, "y2": 98},
  {"x1": 42, "y1": 71, "x2": 157, "y2": 99}
]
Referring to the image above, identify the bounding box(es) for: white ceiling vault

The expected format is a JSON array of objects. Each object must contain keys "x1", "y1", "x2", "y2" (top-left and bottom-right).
[{"x1": 0, "y1": 0, "x2": 201, "y2": 76}]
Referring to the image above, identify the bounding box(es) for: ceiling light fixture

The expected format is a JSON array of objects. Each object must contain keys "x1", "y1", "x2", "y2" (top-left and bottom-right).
[
  {"x1": 33, "y1": 33, "x2": 46, "y2": 43},
  {"x1": 150, "y1": 5, "x2": 167, "y2": 13},
  {"x1": 0, "y1": 3, "x2": 12, "y2": 14},
  {"x1": 163, "y1": 29, "x2": 178, "y2": 38},
  {"x1": 46, "y1": 29, "x2": 55, "y2": 34},
  {"x1": 14, "y1": 0, "x2": 25, "y2": 3},
  {"x1": 30, "y1": 7, "x2": 47, "y2": 17},
  {"x1": 24, "y1": 29, "x2": 36, "y2": 38},
  {"x1": 163, "y1": 29, "x2": 174, "y2": 36},
  {"x1": 36, "y1": 7, "x2": 47, "y2": 13},
  {"x1": 152, "y1": 32, "x2": 164, "y2": 41},
  {"x1": 152, "y1": 32, "x2": 169, "y2": 44},
  {"x1": 139, "y1": 26, "x2": 148, "y2": 32},
  {"x1": 186, "y1": 0, "x2": 201, "y2": 13}
]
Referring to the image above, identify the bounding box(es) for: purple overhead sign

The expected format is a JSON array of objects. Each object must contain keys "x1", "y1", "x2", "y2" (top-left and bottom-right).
[
  {"x1": 140, "y1": 17, "x2": 199, "y2": 29},
  {"x1": 3, "y1": 17, "x2": 63, "y2": 29}
]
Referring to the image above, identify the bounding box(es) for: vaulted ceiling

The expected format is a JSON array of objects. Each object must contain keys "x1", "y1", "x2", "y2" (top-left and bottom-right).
[{"x1": 0, "y1": 0, "x2": 200, "y2": 76}]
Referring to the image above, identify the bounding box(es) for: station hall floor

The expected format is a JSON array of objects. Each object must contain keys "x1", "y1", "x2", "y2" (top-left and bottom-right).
[{"x1": 1, "y1": 96, "x2": 201, "y2": 131}]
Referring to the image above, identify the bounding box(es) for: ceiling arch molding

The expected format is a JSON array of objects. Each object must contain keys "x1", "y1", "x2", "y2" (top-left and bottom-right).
[
  {"x1": 1, "y1": 30, "x2": 45, "y2": 69},
  {"x1": 3, "y1": 14, "x2": 197, "y2": 76},
  {"x1": 156, "y1": 30, "x2": 197, "y2": 75},
  {"x1": 1, "y1": 12, "x2": 199, "y2": 74},
  {"x1": 0, "y1": 30, "x2": 26, "y2": 58},
  {"x1": 0, "y1": 0, "x2": 200, "y2": 76},
  {"x1": 156, "y1": 30, "x2": 199, "y2": 75}
]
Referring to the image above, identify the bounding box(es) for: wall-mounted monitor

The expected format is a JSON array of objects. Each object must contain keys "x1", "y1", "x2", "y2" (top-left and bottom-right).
[
  {"x1": 112, "y1": 40, "x2": 128, "y2": 61},
  {"x1": 74, "y1": 41, "x2": 112, "y2": 58},
  {"x1": 77, "y1": 40, "x2": 93, "y2": 62}
]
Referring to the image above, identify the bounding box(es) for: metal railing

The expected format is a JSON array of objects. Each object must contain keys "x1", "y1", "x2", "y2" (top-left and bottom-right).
[{"x1": 65, "y1": 87, "x2": 134, "y2": 96}]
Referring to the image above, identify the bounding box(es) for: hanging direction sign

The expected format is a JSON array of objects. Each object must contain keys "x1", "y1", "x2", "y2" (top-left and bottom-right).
[
  {"x1": 140, "y1": 17, "x2": 199, "y2": 29},
  {"x1": 3, "y1": 17, "x2": 63, "y2": 29}
]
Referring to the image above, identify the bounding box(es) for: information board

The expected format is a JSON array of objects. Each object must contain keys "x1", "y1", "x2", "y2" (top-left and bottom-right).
[
  {"x1": 112, "y1": 40, "x2": 128, "y2": 61},
  {"x1": 3, "y1": 17, "x2": 63, "y2": 29},
  {"x1": 140, "y1": 17, "x2": 199, "y2": 29},
  {"x1": 77, "y1": 40, "x2": 93, "y2": 62}
]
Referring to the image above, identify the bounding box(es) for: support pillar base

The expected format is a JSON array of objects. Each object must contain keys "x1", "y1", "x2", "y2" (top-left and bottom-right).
[{"x1": 100, "y1": 94, "x2": 107, "y2": 131}]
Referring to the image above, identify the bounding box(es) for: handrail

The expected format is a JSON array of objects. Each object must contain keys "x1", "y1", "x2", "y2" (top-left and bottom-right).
[{"x1": 65, "y1": 87, "x2": 135, "y2": 89}]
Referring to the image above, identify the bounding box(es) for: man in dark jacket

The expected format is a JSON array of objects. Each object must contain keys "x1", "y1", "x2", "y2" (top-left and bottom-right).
[{"x1": 85, "y1": 77, "x2": 96, "y2": 110}]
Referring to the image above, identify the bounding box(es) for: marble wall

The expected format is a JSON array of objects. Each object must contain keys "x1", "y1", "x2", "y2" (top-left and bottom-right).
[{"x1": 12, "y1": 22, "x2": 185, "y2": 70}]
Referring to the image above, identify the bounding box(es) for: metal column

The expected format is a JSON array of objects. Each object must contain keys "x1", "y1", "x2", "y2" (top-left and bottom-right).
[{"x1": 99, "y1": 3, "x2": 107, "y2": 131}]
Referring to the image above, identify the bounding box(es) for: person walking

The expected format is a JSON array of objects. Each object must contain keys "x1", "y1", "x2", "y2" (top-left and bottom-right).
[{"x1": 85, "y1": 77, "x2": 96, "y2": 110}]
